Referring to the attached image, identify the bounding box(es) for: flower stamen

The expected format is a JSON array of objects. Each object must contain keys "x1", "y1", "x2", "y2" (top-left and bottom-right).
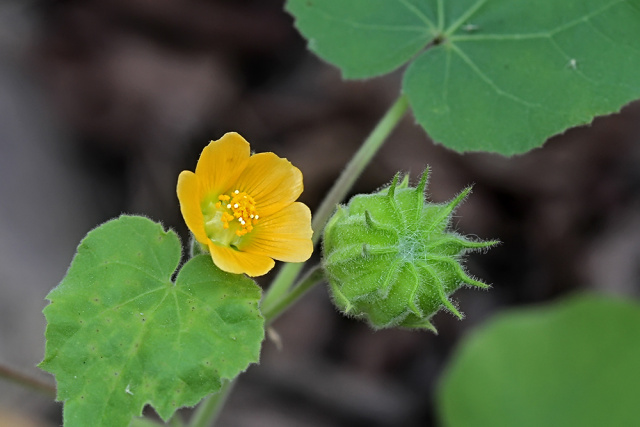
[{"x1": 216, "y1": 190, "x2": 258, "y2": 236}]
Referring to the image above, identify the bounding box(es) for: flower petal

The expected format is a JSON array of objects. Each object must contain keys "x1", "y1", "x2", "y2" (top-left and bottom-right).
[
  {"x1": 240, "y1": 202, "x2": 313, "y2": 263},
  {"x1": 177, "y1": 170, "x2": 209, "y2": 245},
  {"x1": 208, "y1": 244, "x2": 275, "y2": 277},
  {"x1": 196, "y1": 132, "x2": 251, "y2": 195},
  {"x1": 234, "y1": 152, "x2": 303, "y2": 217}
]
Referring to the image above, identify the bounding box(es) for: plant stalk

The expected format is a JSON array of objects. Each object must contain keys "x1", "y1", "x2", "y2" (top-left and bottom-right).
[
  {"x1": 263, "y1": 265, "x2": 325, "y2": 324},
  {"x1": 261, "y1": 94, "x2": 409, "y2": 314}
]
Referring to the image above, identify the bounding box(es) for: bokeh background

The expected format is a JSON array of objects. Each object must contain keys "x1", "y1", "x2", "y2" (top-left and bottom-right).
[{"x1": 1, "y1": 1, "x2": 640, "y2": 426}]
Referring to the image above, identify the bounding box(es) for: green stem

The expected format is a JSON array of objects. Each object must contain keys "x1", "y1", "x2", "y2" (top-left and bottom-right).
[
  {"x1": 261, "y1": 94, "x2": 409, "y2": 313},
  {"x1": 0, "y1": 363, "x2": 56, "y2": 398},
  {"x1": 263, "y1": 265, "x2": 325, "y2": 324},
  {"x1": 310, "y1": 94, "x2": 409, "y2": 246},
  {"x1": 188, "y1": 380, "x2": 235, "y2": 427}
]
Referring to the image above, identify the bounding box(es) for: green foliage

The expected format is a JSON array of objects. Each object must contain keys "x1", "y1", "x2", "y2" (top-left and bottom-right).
[
  {"x1": 438, "y1": 294, "x2": 640, "y2": 427},
  {"x1": 286, "y1": 0, "x2": 640, "y2": 155},
  {"x1": 40, "y1": 216, "x2": 264, "y2": 427},
  {"x1": 323, "y1": 171, "x2": 496, "y2": 331}
]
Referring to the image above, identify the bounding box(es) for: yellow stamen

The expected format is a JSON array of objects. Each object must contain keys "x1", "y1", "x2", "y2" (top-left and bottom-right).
[{"x1": 217, "y1": 190, "x2": 259, "y2": 236}]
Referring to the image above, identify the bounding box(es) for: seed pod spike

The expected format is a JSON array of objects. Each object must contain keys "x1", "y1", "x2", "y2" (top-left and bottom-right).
[
  {"x1": 427, "y1": 187, "x2": 472, "y2": 232},
  {"x1": 422, "y1": 321, "x2": 438, "y2": 334},
  {"x1": 461, "y1": 238, "x2": 501, "y2": 251},
  {"x1": 417, "y1": 167, "x2": 430, "y2": 196},
  {"x1": 388, "y1": 173, "x2": 401, "y2": 198},
  {"x1": 398, "y1": 174, "x2": 410, "y2": 189},
  {"x1": 449, "y1": 186, "x2": 473, "y2": 211},
  {"x1": 404, "y1": 318, "x2": 438, "y2": 334},
  {"x1": 364, "y1": 210, "x2": 376, "y2": 229},
  {"x1": 437, "y1": 285, "x2": 463, "y2": 319}
]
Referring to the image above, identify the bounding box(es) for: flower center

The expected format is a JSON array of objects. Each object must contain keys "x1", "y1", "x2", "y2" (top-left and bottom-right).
[
  {"x1": 215, "y1": 189, "x2": 259, "y2": 236},
  {"x1": 202, "y1": 189, "x2": 259, "y2": 247}
]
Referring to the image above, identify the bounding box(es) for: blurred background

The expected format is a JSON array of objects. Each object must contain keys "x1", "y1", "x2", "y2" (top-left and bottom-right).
[{"x1": 1, "y1": 0, "x2": 640, "y2": 425}]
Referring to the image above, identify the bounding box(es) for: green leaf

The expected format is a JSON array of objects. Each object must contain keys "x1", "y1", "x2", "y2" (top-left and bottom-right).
[
  {"x1": 286, "y1": 0, "x2": 640, "y2": 155},
  {"x1": 437, "y1": 294, "x2": 640, "y2": 427},
  {"x1": 39, "y1": 216, "x2": 264, "y2": 427},
  {"x1": 286, "y1": 0, "x2": 439, "y2": 79}
]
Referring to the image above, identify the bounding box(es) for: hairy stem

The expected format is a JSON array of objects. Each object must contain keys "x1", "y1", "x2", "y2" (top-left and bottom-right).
[
  {"x1": 261, "y1": 94, "x2": 409, "y2": 314},
  {"x1": 263, "y1": 265, "x2": 325, "y2": 324}
]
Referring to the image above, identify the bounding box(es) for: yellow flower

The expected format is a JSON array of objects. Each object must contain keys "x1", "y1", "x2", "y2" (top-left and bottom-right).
[{"x1": 177, "y1": 132, "x2": 313, "y2": 277}]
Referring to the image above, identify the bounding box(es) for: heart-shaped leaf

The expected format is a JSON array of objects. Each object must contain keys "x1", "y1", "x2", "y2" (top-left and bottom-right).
[
  {"x1": 40, "y1": 216, "x2": 264, "y2": 426},
  {"x1": 287, "y1": 0, "x2": 640, "y2": 155}
]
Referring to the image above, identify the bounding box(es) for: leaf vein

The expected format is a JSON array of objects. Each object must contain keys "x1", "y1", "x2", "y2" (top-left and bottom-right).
[
  {"x1": 103, "y1": 286, "x2": 167, "y2": 315},
  {"x1": 103, "y1": 289, "x2": 171, "y2": 421},
  {"x1": 124, "y1": 221, "x2": 166, "y2": 276},
  {"x1": 173, "y1": 291, "x2": 184, "y2": 353},
  {"x1": 175, "y1": 288, "x2": 254, "y2": 329},
  {"x1": 442, "y1": 47, "x2": 452, "y2": 105},
  {"x1": 450, "y1": 44, "x2": 544, "y2": 110},
  {"x1": 88, "y1": 260, "x2": 165, "y2": 283},
  {"x1": 581, "y1": 14, "x2": 640, "y2": 55},
  {"x1": 397, "y1": 0, "x2": 436, "y2": 32},
  {"x1": 445, "y1": 0, "x2": 489, "y2": 36},
  {"x1": 437, "y1": 0, "x2": 444, "y2": 30},
  {"x1": 449, "y1": 0, "x2": 626, "y2": 41},
  {"x1": 548, "y1": 0, "x2": 626, "y2": 37},
  {"x1": 309, "y1": 7, "x2": 428, "y2": 34}
]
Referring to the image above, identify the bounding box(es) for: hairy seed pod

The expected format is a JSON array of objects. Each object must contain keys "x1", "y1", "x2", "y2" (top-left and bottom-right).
[{"x1": 322, "y1": 170, "x2": 497, "y2": 332}]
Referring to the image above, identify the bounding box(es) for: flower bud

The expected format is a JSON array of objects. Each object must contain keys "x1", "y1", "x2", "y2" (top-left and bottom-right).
[{"x1": 322, "y1": 170, "x2": 497, "y2": 331}]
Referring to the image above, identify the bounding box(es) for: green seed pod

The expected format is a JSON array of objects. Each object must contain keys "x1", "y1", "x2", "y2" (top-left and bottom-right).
[{"x1": 322, "y1": 170, "x2": 497, "y2": 332}]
